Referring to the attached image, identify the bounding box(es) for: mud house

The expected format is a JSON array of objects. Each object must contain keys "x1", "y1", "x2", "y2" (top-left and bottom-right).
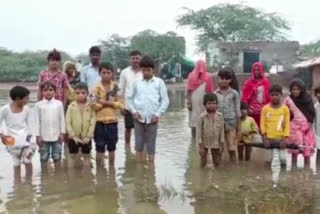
[{"x1": 206, "y1": 41, "x2": 300, "y2": 73}]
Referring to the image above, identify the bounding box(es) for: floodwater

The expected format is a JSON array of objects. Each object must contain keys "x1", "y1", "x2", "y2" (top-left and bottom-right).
[{"x1": 0, "y1": 87, "x2": 319, "y2": 214}]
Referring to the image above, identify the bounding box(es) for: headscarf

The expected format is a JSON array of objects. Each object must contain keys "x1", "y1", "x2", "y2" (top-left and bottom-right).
[
  {"x1": 241, "y1": 62, "x2": 270, "y2": 103},
  {"x1": 63, "y1": 61, "x2": 77, "y2": 78},
  {"x1": 289, "y1": 79, "x2": 315, "y2": 123},
  {"x1": 187, "y1": 60, "x2": 214, "y2": 93}
]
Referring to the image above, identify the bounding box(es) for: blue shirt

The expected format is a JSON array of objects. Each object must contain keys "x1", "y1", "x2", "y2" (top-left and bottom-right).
[
  {"x1": 128, "y1": 77, "x2": 169, "y2": 124},
  {"x1": 80, "y1": 63, "x2": 101, "y2": 91}
]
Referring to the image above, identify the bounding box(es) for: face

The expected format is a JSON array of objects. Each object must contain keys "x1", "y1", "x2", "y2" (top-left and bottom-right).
[
  {"x1": 205, "y1": 101, "x2": 218, "y2": 112},
  {"x1": 130, "y1": 55, "x2": 141, "y2": 68},
  {"x1": 100, "y1": 68, "x2": 113, "y2": 81},
  {"x1": 270, "y1": 92, "x2": 282, "y2": 105},
  {"x1": 16, "y1": 95, "x2": 30, "y2": 107},
  {"x1": 316, "y1": 92, "x2": 320, "y2": 101},
  {"x1": 48, "y1": 59, "x2": 60, "y2": 70},
  {"x1": 291, "y1": 85, "x2": 301, "y2": 98},
  {"x1": 142, "y1": 67, "x2": 153, "y2": 79},
  {"x1": 254, "y1": 66, "x2": 261, "y2": 78},
  {"x1": 42, "y1": 86, "x2": 55, "y2": 100},
  {"x1": 66, "y1": 67, "x2": 76, "y2": 78},
  {"x1": 90, "y1": 53, "x2": 101, "y2": 65},
  {"x1": 218, "y1": 76, "x2": 232, "y2": 88},
  {"x1": 241, "y1": 109, "x2": 248, "y2": 117},
  {"x1": 75, "y1": 89, "x2": 88, "y2": 103}
]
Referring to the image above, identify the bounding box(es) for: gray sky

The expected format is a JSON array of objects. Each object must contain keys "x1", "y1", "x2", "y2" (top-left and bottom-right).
[{"x1": 1, "y1": 0, "x2": 319, "y2": 59}]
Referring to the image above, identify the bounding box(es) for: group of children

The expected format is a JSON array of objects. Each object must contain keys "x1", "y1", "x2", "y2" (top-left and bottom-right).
[
  {"x1": 0, "y1": 49, "x2": 169, "y2": 179},
  {"x1": 197, "y1": 67, "x2": 320, "y2": 185}
]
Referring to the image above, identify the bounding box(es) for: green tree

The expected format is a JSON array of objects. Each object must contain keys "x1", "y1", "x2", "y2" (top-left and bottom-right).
[
  {"x1": 301, "y1": 40, "x2": 320, "y2": 57},
  {"x1": 177, "y1": 3, "x2": 291, "y2": 52}
]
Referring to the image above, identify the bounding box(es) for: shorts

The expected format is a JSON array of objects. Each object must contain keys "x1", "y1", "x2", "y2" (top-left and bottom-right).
[
  {"x1": 68, "y1": 139, "x2": 92, "y2": 154},
  {"x1": 124, "y1": 110, "x2": 134, "y2": 129},
  {"x1": 8, "y1": 146, "x2": 35, "y2": 167},
  {"x1": 94, "y1": 122, "x2": 118, "y2": 153},
  {"x1": 225, "y1": 129, "x2": 237, "y2": 151},
  {"x1": 134, "y1": 121, "x2": 158, "y2": 154},
  {"x1": 39, "y1": 141, "x2": 62, "y2": 162}
]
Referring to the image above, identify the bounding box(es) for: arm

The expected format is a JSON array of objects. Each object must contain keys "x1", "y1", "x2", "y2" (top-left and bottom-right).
[
  {"x1": 119, "y1": 69, "x2": 126, "y2": 96},
  {"x1": 65, "y1": 105, "x2": 75, "y2": 138},
  {"x1": 234, "y1": 91, "x2": 241, "y2": 133},
  {"x1": 250, "y1": 118, "x2": 259, "y2": 134},
  {"x1": 91, "y1": 86, "x2": 104, "y2": 111},
  {"x1": 37, "y1": 72, "x2": 42, "y2": 101},
  {"x1": 196, "y1": 116, "x2": 203, "y2": 146},
  {"x1": 26, "y1": 107, "x2": 33, "y2": 138},
  {"x1": 127, "y1": 82, "x2": 137, "y2": 114},
  {"x1": 59, "y1": 103, "x2": 66, "y2": 135},
  {"x1": 186, "y1": 90, "x2": 192, "y2": 110},
  {"x1": 260, "y1": 107, "x2": 266, "y2": 136},
  {"x1": 154, "y1": 80, "x2": 169, "y2": 118},
  {"x1": 80, "y1": 68, "x2": 86, "y2": 83},
  {"x1": 219, "y1": 116, "x2": 225, "y2": 150},
  {"x1": 283, "y1": 107, "x2": 290, "y2": 138},
  {"x1": 33, "y1": 104, "x2": 40, "y2": 138},
  {"x1": 87, "y1": 109, "x2": 96, "y2": 139}
]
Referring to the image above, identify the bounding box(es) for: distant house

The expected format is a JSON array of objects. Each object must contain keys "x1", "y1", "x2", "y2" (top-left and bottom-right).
[
  {"x1": 293, "y1": 57, "x2": 320, "y2": 90},
  {"x1": 206, "y1": 41, "x2": 300, "y2": 73}
]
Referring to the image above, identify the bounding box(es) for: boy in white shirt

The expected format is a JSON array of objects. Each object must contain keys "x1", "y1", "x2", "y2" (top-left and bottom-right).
[
  {"x1": 34, "y1": 81, "x2": 65, "y2": 171},
  {"x1": 0, "y1": 86, "x2": 35, "y2": 180}
]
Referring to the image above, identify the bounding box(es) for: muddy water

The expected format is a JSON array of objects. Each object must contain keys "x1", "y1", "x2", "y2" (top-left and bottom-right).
[{"x1": 0, "y1": 87, "x2": 318, "y2": 214}]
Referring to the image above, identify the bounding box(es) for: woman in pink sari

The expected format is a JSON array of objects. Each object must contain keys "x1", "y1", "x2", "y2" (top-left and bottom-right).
[
  {"x1": 187, "y1": 60, "x2": 214, "y2": 138},
  {"x1": 284, "y1": 79, "x2": 315, "y2": 168},
  {"x1": 241, "y1": 62, "x2": 270, "y2": 128}
]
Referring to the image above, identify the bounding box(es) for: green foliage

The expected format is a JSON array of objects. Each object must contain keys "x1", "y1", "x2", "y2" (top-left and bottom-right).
[
  {"x1": 0, "y1": 48, "x2": 73, "y2": 82},
  {"x1": 177, "y1": 3, "x2": 291, "y2": 52},
  {"x1": 301, "y1": 40, "x2": 320, "y2": 56}
]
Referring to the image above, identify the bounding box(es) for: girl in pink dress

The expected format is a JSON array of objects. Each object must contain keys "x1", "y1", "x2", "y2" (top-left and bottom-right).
[{"x1": 284, "y1": 79, "x2": 315, "y2": 168}]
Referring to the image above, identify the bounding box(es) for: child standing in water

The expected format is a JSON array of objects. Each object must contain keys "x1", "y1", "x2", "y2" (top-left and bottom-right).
[
  {"x1": 214, "y1": 68, "x2": 241, "y2": 162},
  {"x1": 314, "y1": 87, "x2": 320, "y2": 168},
  {"x1": 238, "y1": 102, "x2": 259, "y2": 161},
  {"x1": 197, "y1": 93, "x2": 224, "y2": 168},
  {"x1": 0, "y1": 86, "x2": 35, "y2": 181},
  {"x1": 261, "y1": 84, "x2": 290, "y2": 187},
  {"x1": 284, "y1": 79, "x2": 315, "y2": 169}
]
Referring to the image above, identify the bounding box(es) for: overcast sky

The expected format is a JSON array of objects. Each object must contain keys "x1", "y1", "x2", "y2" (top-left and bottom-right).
[{"x1": 1, "y1": 0, "x2": 319, "y2": 59}]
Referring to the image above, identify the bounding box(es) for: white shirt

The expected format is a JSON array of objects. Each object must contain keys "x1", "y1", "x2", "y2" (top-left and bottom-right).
[
  {"x1": 0, "y1": 104, "x2": 32, "y2": 148},
  {"x1": 34, "y1": 98, "x2": 65, "y2": 142},
  {"x1": 119, "y1": 66, "x2": 143, "y2": 109},
  {"x1": 80, "y1": 63, "x2": 101, "y2": 91}
]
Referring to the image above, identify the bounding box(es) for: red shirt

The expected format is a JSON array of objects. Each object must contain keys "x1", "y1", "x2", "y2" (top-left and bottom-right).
[{"x1": 38, "y1": 70, "x2": 68, "y2": 102}]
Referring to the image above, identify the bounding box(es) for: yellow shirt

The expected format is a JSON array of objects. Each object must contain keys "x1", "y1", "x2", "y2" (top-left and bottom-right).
[
  {"x1": 91, "y1": 81, "x2": 124, "y2": 124},
  {"x1": 240, "y1": 116, "x2": 259, "y2": 143},
  {"x1": 66, "y1": 101, "x2": 96, "y2": 139},
  {"x1": 260, "y1": 104, "x2": 290, "y2": 139}
]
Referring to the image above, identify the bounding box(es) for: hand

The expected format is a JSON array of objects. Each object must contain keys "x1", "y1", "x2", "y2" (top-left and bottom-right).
[
  {"x1": 82, "y1": 137, "x2": 91, "y2": 144},
  {"x1": 0, "y1": 134, "x2": 10, "y2": 145},
  {"x1": 263, "y1": 136, "x2": 270, "y2": 148},
  {"x1": 59, "y1": 134, "x2": 65, "y2": 144},
  {"x1": 219, "y1": 146, "x2": 224, "y2": 154},
  {"x1": 279, "y1": 139, "x2": 286, "y2": 149},
  {"x1": 73, "y1": 137, "x2": 83, "y2": 144},
  {"x1": 36, "y1": 136, "x2": 44, "y2": 147},
  {"x1": 121, "y1": 109, "x2": 126, "y2": 116},
  {"x1": 133, "y1": 112, "x2": 141, "y2": 120},
  {"x1": 187, "y1": 102, "x2": 192, "y2": 111},
  {"x1": 151, "y1": 115, "x2": 159, "y2": 124},
  {"x1": 99, "y1": 100, "x2": 114, "y2": 107},
  {"x1": 199, "y1": 144, "x2": 205, "y2": 156}
]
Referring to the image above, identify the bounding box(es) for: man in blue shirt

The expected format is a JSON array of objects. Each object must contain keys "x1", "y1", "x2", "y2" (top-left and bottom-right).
[
  {"x1": 128, "y1": 56, "x2": 169, "y2": 163},
  {"x1": 80, "y1": 46, "x2": 101, "y2": 91}
]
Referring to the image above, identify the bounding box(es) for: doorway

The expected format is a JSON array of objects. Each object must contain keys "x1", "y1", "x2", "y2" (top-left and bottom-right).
[{"x1": 243, "y1": 52, "x2": 260, "y2": 73}]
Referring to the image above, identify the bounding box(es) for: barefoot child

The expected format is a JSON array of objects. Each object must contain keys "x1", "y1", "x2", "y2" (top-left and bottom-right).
[
  {"x1": 66, "y1": 82, "x2": 96, "y2": 167},
  {"x1": 214, "y1": 68, "x2": 241, "y2": 162},
  {"x1": 91, "y1": 62, "x2": 123, "y2": 166},
  {"x1": 284, "y1": 79, "x2": 315, "y2": 169},
  {"x1": 197, "y1": 93, "x2": 224, "y2": 168},
  {"x1": 238, "y1": 102, "x2": 259, "y2": 161},
  {"x1": 260, "y1": 84, "x2": 290, "y2": 187},
  {"x1": 0, "y1": 86, "x2": 35, "y2": 180},
  {"x1": 314, "y1": 86, "x2": 320, "y2": 168},
  {"x1": 128, "y1": 56, "x2": 169, "y2": 162},
  {"x1": 34, "y1": 81, "x2": 65, "y2": 171}
]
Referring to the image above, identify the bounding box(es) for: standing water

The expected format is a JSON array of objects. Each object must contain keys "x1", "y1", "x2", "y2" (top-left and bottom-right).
[{"x1": 0, "y1": 87, "x2": 319, "y2": 214}]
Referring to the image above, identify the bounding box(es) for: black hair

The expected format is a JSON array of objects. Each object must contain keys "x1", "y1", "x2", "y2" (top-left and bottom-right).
[
  {"x1": 40, "y1": 80, "x2": 57, "y2": 91},
  {"x1": 241, "y1": 102, "x2": 248, "y2": 110},
  {"x1": 218, "y1": 67, "x2": 239, "y2": 92},
  {"x1": 47, "y1": 49, "x2": 61, "y2": 61},
  {"x1": 130, "y1": 50, "x2": 142, "y2": 56},
  {"x1": 89, "y1": 46, "x2": 101, "y2": 55},
  {"x1": 203, "y1": 93, "x2": 218, "y2": 105},
  {"x1": 140, "y1": 56, "x2": 154, "y2": 68},
  {"x1": 99, "y1": 62, "x2": 114, "y2": 73},
  {"x1": 269, "y1": 84, "x2": 283, "y2": 94},
  {"x1": 74, "y1": 82, "x2": 89, "y2": 92},
  {"x1": 314, "y1": 86, "x2": 320, "y2": 96},
  {"x1": 9, "y1": 86, "x2": 30, "y2": 101},
  {"x1": 289, "y1": 79, "x2": 306, "y2": 94}
]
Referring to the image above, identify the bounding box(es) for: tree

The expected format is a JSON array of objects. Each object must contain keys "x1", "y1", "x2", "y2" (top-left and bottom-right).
[
  {"x1": 301, "y1": 40, "x2": 320, "y2": 57},
  {"x1": 177, "y1": 4, "x2": 291, "y2": 52}
]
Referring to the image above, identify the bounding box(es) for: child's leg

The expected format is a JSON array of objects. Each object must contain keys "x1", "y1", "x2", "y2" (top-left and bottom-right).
[
  {"x1": 271, "y1": 149, "x2": 282, "y2": 187},
  {"x1": 226, "y1": 130, "x2": 237, "y2": 162},
  {"x1": 317, "y1": 150, "x2": 320, "y2": 169},
  {"x1": 292, "y1": 154, "x2": 298, "y2": 169},
  {"x1": 304, "y1": 156, "x2": 311, "y2": 169},
  {"x1": 52, "y1": 141, "x2": 63, "y2": 170},
  {"x1": 146, "y1": 123, "x2": 158, "y2": 162},
  {"x1": 81, "y1": 141, "x2": 92, "y2": 167},
  {"x1": 14, "y1": 165, "x2": 21, "y2": 184},
  {"x1": 25, "y1": 163, "x2": 33, "y2": 177},
  {"x1": 134, "y1": 121, "x2": 146, "y2": 163},
  {"x1": 94, "y1": 122, "x2": 108, "y2": 167},
  {"x1": 201, "y1": 148, "x2": 208, "y2": 167},
  {"x1": 106, "y1": 123, "x2": 118, "y2": 166},
  {"x1": 211, "y1": 148, "x2": 221, "y2": 168},
  {"x1": 39, "y1": 142, "x2": 50, "y2": 173},
  {"x1": 237, "y1": 144, "x2": 244, "y2": 161},
  {"x1": 68, "y1": 139, "x2": 80, "y2": 168},
  {"x1": 245, "y1": 145, "x2": 252, "y2": 161},
  {"x1": 191, "y1": 127, "x2": 196, "y2": 139}
]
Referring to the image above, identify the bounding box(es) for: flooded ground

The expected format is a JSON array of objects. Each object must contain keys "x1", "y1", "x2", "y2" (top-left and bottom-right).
[{"x1": 0, "y1": 87, "x2": 319, "y2": 214}]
